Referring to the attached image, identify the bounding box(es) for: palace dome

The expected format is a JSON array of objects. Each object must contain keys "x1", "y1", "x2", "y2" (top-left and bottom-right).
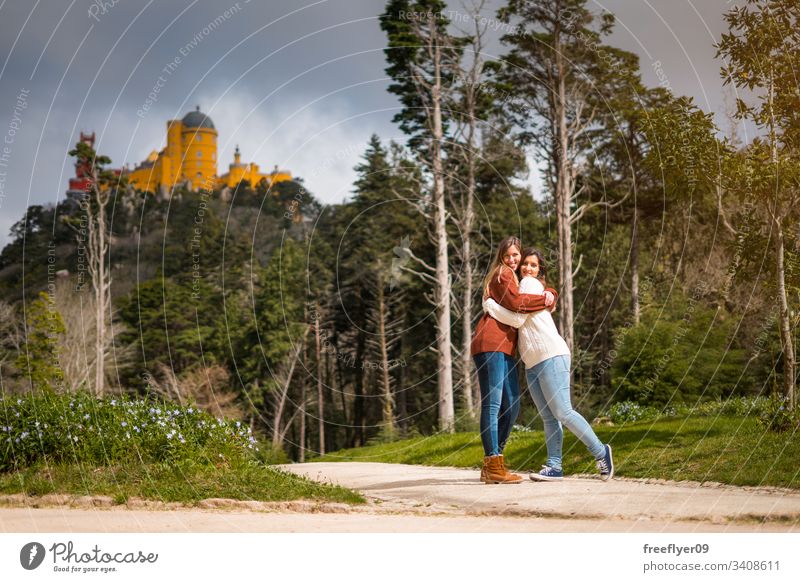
[{"x1": 182, "y1": 106, "x2": 215, "y2": 129}]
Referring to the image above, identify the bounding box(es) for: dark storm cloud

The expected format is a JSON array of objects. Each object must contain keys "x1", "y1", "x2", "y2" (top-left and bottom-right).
[{"x1": 0, "y1": 0, "x2": 741, "y2": 247}]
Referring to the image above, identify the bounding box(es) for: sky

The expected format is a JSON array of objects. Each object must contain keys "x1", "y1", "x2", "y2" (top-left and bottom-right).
[{"x1": 0, "y1": 0, "x2": 744, "y2": 249}]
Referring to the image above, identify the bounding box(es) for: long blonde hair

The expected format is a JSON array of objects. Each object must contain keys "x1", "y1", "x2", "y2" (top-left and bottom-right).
[{"x1": 482, "y1": 236, "x2": 521, "y2": 299}]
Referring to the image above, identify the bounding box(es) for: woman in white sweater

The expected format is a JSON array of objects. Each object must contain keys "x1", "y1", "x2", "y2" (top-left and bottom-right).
[{"x1": 483, "y1": 248, "x2": 614, "y2": 481}]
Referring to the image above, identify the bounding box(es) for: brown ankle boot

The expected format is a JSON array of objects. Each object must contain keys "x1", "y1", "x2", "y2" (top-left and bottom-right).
[
  {"x1": 483, "y1": 455, "x2": 522, "y2": 484},
  {"x1": 498, "y1": 454, "x2": 523, "y2": 482}
]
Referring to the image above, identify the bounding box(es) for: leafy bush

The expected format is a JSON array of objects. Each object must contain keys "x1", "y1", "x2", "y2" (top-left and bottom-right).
[
  {"x1": 611, "y1": 292, "x2": 749, "y2": 406},
  {"x1": 604, "y1": 401, "x2": 670, "y2": 424},
  {"x1": 1, "y1": 391, "x2": 258, "y2": 471},
  {"x1": 675, "y1": 395, "x2": 771, "y2": 418},
  {"x1": 757, "y1": 397, "x2": 800, "y2": 433},
  {"x1": 604, "y1": 396, "x2": 772, "y2": 424}
]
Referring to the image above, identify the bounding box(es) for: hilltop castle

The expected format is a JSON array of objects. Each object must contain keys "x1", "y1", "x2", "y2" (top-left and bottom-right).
[{"x1": 68, "y1": 107, "x2": 291, "y2": 198}]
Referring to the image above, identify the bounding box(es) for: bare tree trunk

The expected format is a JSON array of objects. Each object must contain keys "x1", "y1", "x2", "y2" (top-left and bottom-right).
[
  {"x1": 83, "y1": 170, "x2": 111, "y2": 397},
  {"x1": 314, "y1": 309, "x2": 325, "y2": 455},
  {"x1": 775, "y1": 225, "x2": 796, "y2": 409},
  {"x1": 271, "y1": 331, "x2": 307, "y2": 449},
  {"x1": 95, "y1": 209, "x2": 107, "y2": 396},
  {"x1": 430, "y1": 28, "x2": 455, "y2": 433},
  {"x1": 554, "y1": 34, "x2": 575, "y2": 355},
  {"x1": 353, "y1": 325, "x2": 366, "y2": 447},
  {"x1": 376, "y1": 281, "x2": 395, "y2": 433},
  {"x1": 460, "y1": 115, "x2": 476, "y2": 420},
  {"x1": 299, "y1": 369, "x2": 306, "y2": 463},
  {"x1": 299, "y1": 308, "x2": 308, "y2": 462},
  {"x1": 631, "y1": 210, "x2": 640, "y2": 325},
  {"x1": 456, "y1": 0, "x2": 487, "y2": 422}
]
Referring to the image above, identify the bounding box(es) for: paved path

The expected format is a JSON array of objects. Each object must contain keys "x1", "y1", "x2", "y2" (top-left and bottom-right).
[
  {"x1": 280, "y1": 462, "x2": 800, "y2": 531},
  {"x1": 3, "y1": 462, "x2": 799, "y2": 532}
]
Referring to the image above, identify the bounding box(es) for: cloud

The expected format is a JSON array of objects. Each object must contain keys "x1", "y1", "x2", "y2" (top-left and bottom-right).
[{"x1": 199, "y1": 90, "x2": 373, "y2": 204}]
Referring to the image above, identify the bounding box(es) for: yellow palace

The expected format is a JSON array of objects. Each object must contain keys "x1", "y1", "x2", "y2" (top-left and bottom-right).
[{"x1": 127, "y1": 106, "x2": 291, "y2": 194}]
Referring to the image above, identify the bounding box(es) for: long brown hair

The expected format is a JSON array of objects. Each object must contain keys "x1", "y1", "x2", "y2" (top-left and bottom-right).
[{"x1": 482, "y1": 236, "x2": 521, "y2": 299}]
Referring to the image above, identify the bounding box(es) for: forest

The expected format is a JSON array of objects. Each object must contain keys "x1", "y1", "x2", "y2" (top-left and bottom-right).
[{"x1": 1, "y1": 0, "x2": 799, "y2": 461}]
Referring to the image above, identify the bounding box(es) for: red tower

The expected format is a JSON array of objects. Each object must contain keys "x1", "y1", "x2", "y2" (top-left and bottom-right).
[
  {"x1": 66, "y1": 131, "x2": 123, "y2": 197},
  {"x1": 67, "y1": 131, "x2": 96, "y2": 194}
]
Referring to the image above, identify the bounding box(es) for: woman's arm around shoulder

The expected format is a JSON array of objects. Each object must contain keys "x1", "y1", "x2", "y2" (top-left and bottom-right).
[{"x1": 489, "y1": 267, "x2": 556, "y2": 313}]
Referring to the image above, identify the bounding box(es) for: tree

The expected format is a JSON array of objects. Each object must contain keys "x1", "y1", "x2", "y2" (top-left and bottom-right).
[
  {"x1": 16, "y1": 292, "x2": 65, "y2": 390},
  {"x1": 716, "y1": 0, "x2": 800, "y2": 409},
  {"x1": 494, "y1": 0, "x2": 627, "y2": 352},
  {"x1": 68, "y1": 142, "x2": 126, "y2": 396},
  {"x1": 380, "y1": 1, "x2": 466, "y2": 431},
  {"x1": 233, "y1": 237, "x2": 307, "y2": 448},
  {"x1": 447, "y1": 0, "x2": 492, "y2": 420}
]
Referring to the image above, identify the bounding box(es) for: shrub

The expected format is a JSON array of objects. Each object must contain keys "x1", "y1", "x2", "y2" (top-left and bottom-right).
[
  {"x1": 675, "y1": 395, "x2": 771, "y2": 418},
  {"x1": 757, "y1": 397, "x2": 800, "y2": 433},
  {"x1": 611, "y1": 292, "x2": 749, "y2": 406},
  {"x1": 0, "y1": 391, "x2": 258, "y2": 471},
  {"x1": 603, "y1": 396, "x2": 771, "y2": 424},
  {"x1": 604, "y1": 401, "x2": 669, "y2": 424}
]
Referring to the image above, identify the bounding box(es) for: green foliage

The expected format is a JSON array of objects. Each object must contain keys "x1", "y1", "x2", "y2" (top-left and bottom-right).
[
  {"x1": 611, "y1": 290, "x2": 750, "y2": 405},
  {"x1": 231, "y1": 237, "x2": 307, "y2": 395},
  {"x1": 379, "y1": 0, "x2": 465, "y2": 147},
  {"x1": 604, "y1": 401, "x2": 667, "y2": 424},
  {"x1": 0, "y1": 459, "x2": 364, "y2": 504},
  {"x1": 14, "y1": 292, "x2": 65, "y2": 390},
  {"x1": 603, "y1": 396, "x2": 770, "y2": 424},
  {"x1": 757, "y1": 396, "x2": 800, "y2": 433},
  {"x1": 117, "y1": 278, "x2": 221, "y2": 382},
  {"x1": 0, "y1": 390, "x2": 257, "y2": 472}
]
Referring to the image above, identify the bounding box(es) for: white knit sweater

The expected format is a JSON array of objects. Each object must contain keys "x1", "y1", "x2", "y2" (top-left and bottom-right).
[{"x1": 483, "y1": 276, "x2": 570, "y2": 369}]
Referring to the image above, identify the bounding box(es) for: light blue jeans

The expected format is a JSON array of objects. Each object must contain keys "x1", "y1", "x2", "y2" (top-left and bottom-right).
[{"x1": 526, "y1": 354, "x2": 605, "y2": 470}]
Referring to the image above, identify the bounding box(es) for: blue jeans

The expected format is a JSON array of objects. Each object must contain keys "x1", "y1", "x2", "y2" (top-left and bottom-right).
[
  {"x1": 526, "y1": 355, "x2": 605, "y2": 470},
  {"x1": 473, "y1": 352, "x2": 521, "y2": 456}
]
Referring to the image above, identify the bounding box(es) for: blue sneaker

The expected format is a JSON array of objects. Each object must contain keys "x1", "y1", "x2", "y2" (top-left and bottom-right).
[
  {"x1": 597, "y1": 444, "x2": 614, "y2": 481},
  {"x1": 529, "y1": 465, "x2": 563, "y2": 481}
]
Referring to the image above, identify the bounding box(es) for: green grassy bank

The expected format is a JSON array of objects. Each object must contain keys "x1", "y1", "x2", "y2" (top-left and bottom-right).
[
  {"x1": 1, "y1": 391, "x2": 363, "y2": 505},
  {"x1": 314, "y1": 415, "x2": 800, "y2": 489}
]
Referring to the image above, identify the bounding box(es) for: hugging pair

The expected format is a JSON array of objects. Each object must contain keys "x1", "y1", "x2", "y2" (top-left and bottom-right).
[{"x1": 470, "y1": 236, "x2": 614, "y2": 484}]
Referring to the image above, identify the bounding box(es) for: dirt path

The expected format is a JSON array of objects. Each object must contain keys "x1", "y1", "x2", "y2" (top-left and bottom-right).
[
  {"x1": 2, "y1": 462, "x2": 799, "y2": 532},
  {"x1": 279, "y1": 462, "x2": 800, "y2": 531}
]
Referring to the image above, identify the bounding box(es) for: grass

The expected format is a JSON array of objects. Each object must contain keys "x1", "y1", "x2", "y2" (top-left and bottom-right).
[
  {"x1": 313, "y1": 415, "x2": 800, "y2": 489},
  {"x1": 1, "y1": 391, "x2": 364, "y2": 505},
  {"x1": 0, "y1": 459, "x2": 364, "y2": 505}
]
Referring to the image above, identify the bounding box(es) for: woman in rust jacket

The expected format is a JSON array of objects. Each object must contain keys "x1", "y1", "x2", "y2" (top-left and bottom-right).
[{"x1": 471, "y1": 236, "x2": 557, "y2": 483}]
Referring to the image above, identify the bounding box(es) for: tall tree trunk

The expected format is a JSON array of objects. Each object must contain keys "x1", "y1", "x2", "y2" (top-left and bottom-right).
[
  {"x1": 460, "y1": 97, "x2": 477, "y2": 422},
  {"x1": 431, "y1": 31, "x2": 455, "y2": 433},
  {"x1": 376, "y1": 279, "x2": 395, "y2": 434},
  {"x1": 299, "y1": 372, "x2": 306, "y2": 463},
  {"x1": 775, "y1": 225, "x2": 796, "y2": 409},
  {"x1": 271, "y1": 331, "x2": 307, "y2": 448},
  {"x1": 353, "y1": 325, "x2": 366, "y2": 447},
  {"x1": 314, "y1": 309, "x2": 325, "y2": 455},
  {"x1": 554, "y1": 21, "x2": 575, "y2": 355},
  {"x1": 631, "y1": 209, "x2": 640, "y2": 325},
  {"x1": 458, "y1": 3, "x2": 485, "y2": 422},
  {"x1": 85, "y1": 164, "x2": 111, "y2": 398},
  {"x1": 94, "y1": 209, "x2": 106, "y2": 396},
  {"x1": 396, "y1": 308, "x2": 408, "y2": 436}
]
